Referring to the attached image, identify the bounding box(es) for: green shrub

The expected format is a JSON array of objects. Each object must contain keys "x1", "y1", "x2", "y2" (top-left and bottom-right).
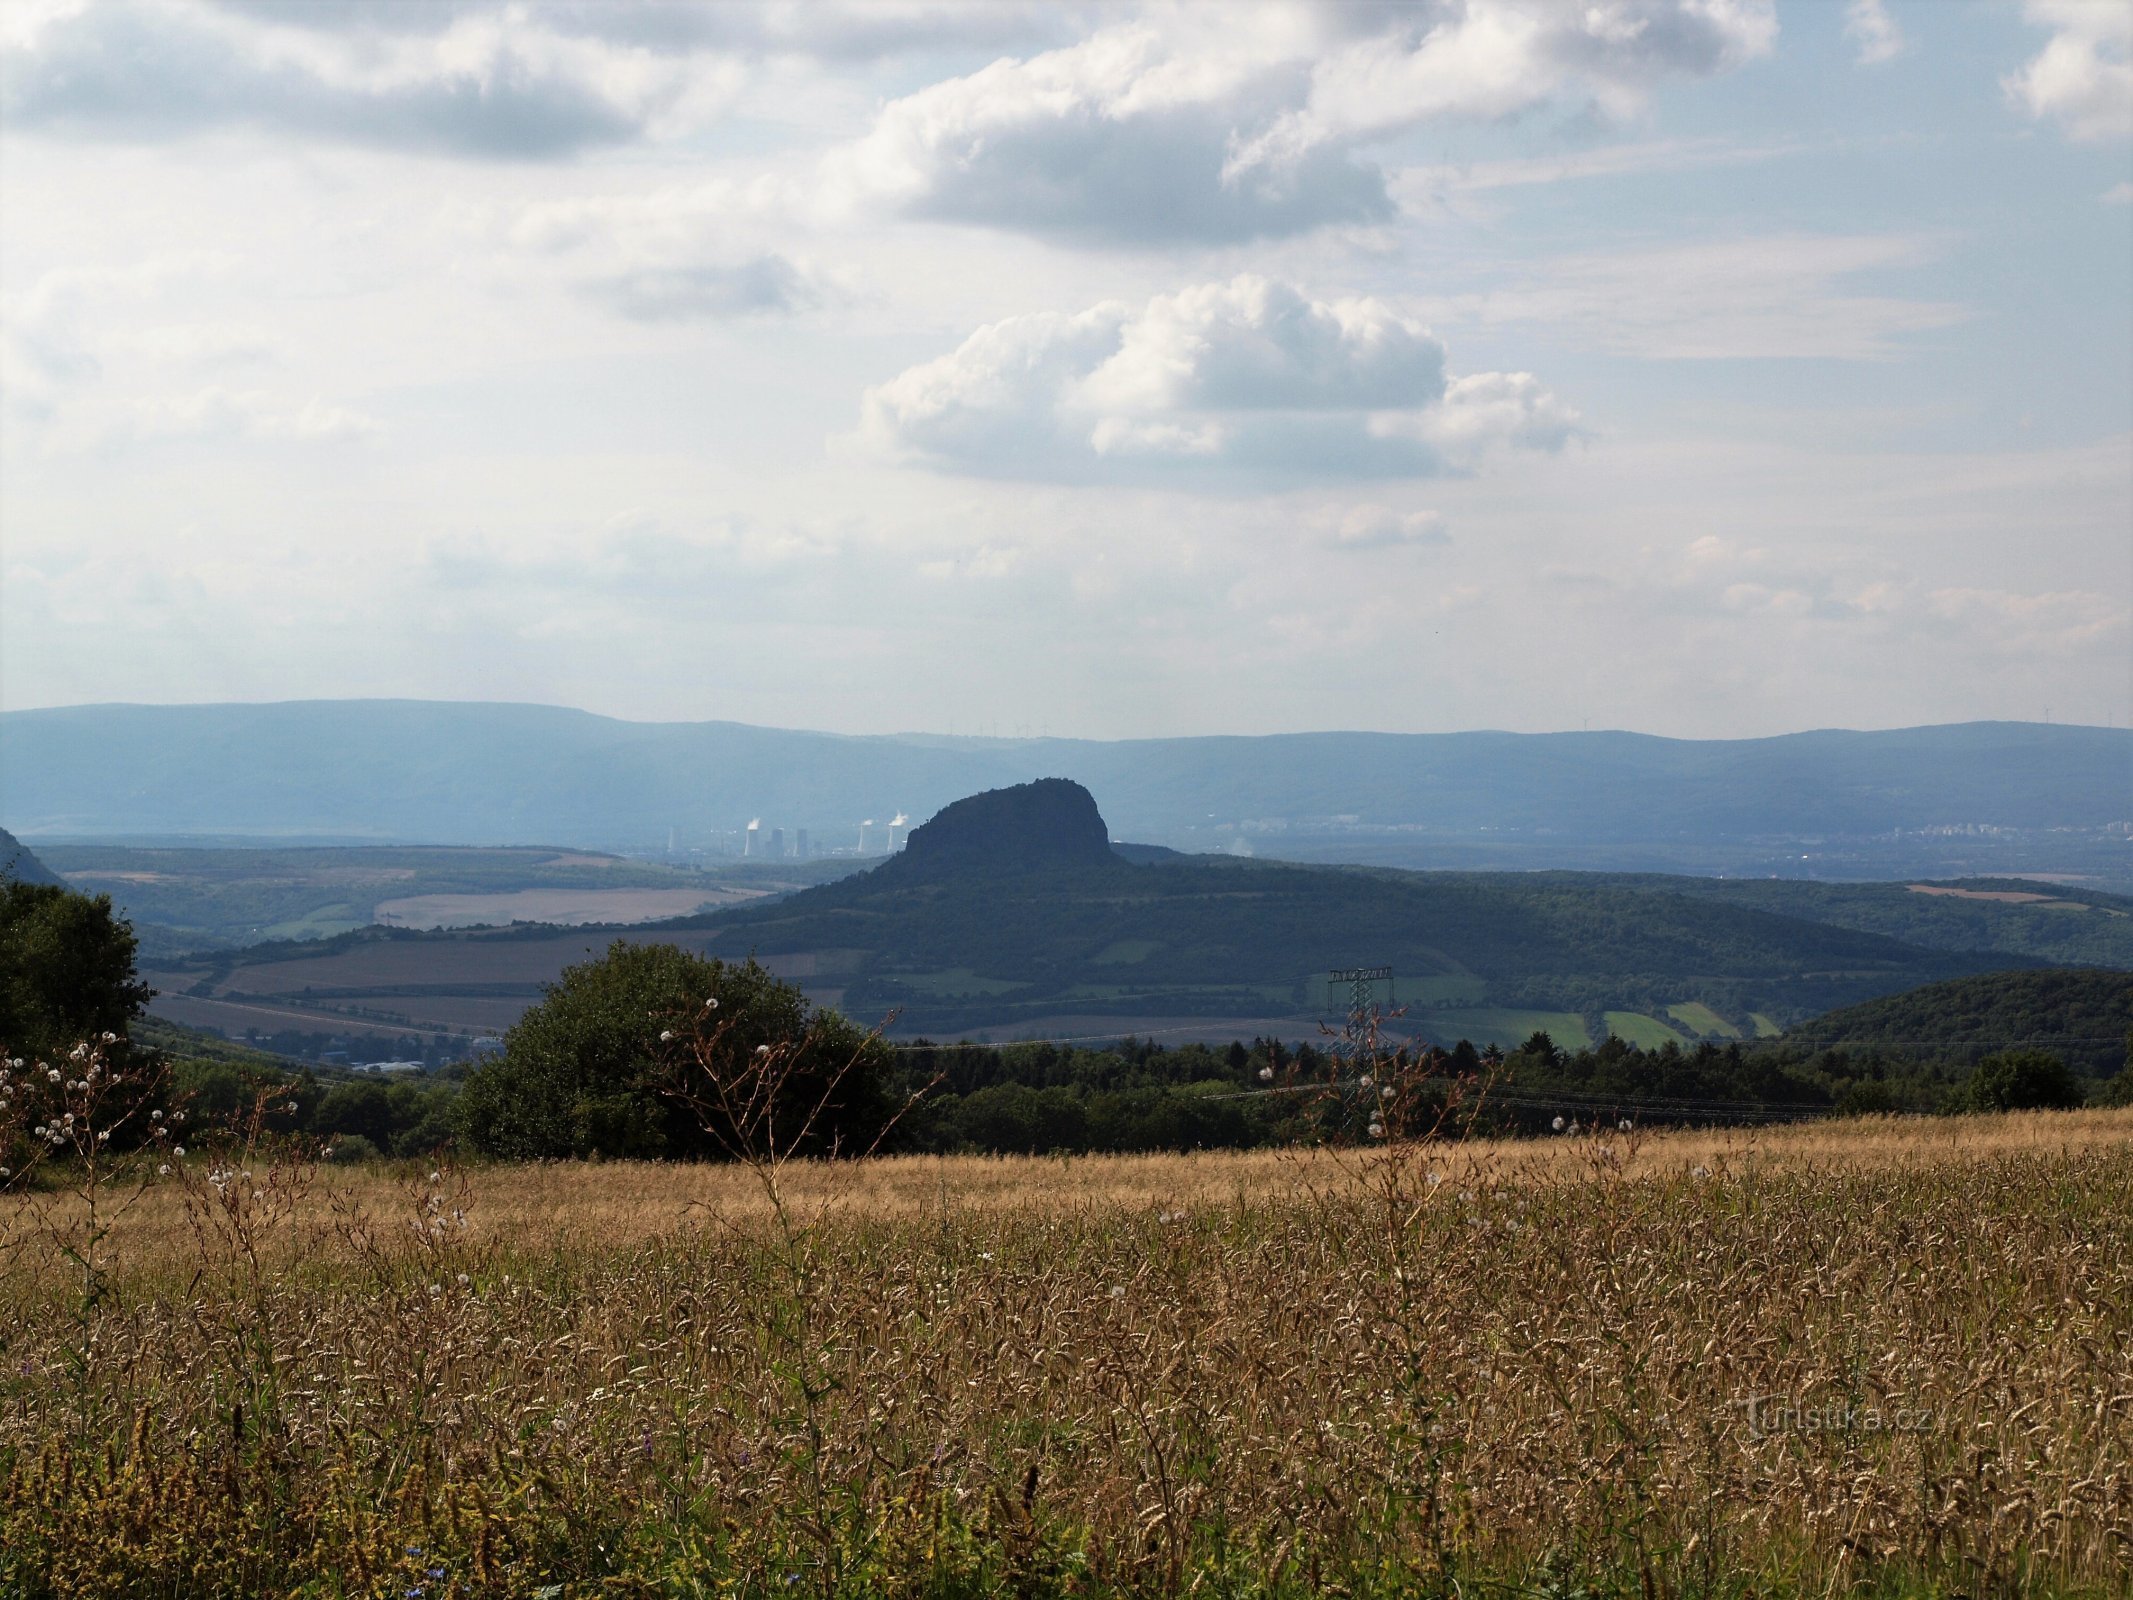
[
  {"x1": 455, "y1": 942, "x2": 890, "y2": 1161},
  {"x1": 1955, "y1": 1049, "x2": 2084, "y2": 1113}
]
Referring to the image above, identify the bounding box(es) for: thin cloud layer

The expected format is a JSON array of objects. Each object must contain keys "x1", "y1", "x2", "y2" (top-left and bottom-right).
[
  {"x1": 839, "y1": 1, "x2": 1777, "y2": 244},
  {"x1": 860, "y1": 276, "x2": 1577, "y2": 481},
  {"x1": 587, "y1": 256, "x2": 822, "y2": 322},
  {"x1": 208, "y1": 0, "x2": 1075, "y2": 61},
  {"x1": 1321, "y1": 506, "x2": 1452, "y2": 550}
]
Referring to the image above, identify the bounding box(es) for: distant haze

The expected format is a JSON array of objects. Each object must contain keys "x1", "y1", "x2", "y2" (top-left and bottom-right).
[{"x1": 5, "y1": 701, "x2": 2127, "y2": 885}]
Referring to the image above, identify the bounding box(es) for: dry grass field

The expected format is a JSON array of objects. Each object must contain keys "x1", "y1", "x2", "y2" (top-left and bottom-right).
[{"x1": 3, "y1": 1111, "x2": 2130, "y2": 1598}]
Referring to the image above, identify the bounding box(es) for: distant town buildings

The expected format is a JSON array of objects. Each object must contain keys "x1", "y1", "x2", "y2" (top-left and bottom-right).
[{"x1": 678, "y1": 815, "x2": 909, "y2": 859}]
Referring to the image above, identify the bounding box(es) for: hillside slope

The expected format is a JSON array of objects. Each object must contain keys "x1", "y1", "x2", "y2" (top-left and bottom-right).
[
  {"x1": 682, "y1": 784, "x2": 2011, "y2": 1035},
  {"x1": 1790, "y1": 969, "x2": 2133, "y2": 1076},
  {"x1": 1573, "y1": 875, "x2": 2133, "y2": 970},
  {"x1": 0, "y1": 827, "x2": 63, "y2": 886}
]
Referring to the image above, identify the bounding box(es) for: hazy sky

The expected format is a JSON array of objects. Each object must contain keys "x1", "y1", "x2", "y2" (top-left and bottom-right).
[{"x1": 3, "y1": 0, "x2": 2129, "y2": 738}]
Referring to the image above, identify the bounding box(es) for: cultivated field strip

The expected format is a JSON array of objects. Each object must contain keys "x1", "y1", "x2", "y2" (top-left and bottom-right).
[{"x1": 2, "y1": 1116, "x2": 2129, "y2": 1596}]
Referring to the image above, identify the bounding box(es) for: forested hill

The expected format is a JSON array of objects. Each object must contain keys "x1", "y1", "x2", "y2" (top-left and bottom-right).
[
  {"x1": 1559, "y1": 875, "x2": 2133, "y2": 971},
  {"x1": 1787, "y1": 969, "x2": 2133, "y2": 1076},
  {"x1": 4, "y1": 701, "x2": 2126, "y2": 882},
  {"x1": 678, "y1": 782, "x2": 2016, "y2": 1035},
  {"x1": 0, "y1": 827, "x2": 63, "y2": 886}
]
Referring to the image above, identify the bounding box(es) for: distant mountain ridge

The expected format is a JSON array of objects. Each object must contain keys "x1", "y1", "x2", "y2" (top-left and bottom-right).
[{"x1": 4, "y1": 700, "x2": 2127, "y2": 884}]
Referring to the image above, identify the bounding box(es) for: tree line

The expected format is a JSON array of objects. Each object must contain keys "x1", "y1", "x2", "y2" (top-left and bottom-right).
[{"x1": 6, "y1": 882, "x2": 2128, "y2": 1170}]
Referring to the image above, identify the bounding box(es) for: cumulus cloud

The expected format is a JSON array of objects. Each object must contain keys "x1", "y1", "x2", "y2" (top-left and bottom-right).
[
  {"x1": 2006, "y1": 0, "x2": 2133, "y2": 142},
  {"x1": 838, "y1": 1, "x2": 1776, "y2": 244},
  {"x1": 1843, "y1": 0, "x2": 1903, "y2": 67},
  {"x1": 859, "y1": 275, "x2": 1576, "y2": 482}
]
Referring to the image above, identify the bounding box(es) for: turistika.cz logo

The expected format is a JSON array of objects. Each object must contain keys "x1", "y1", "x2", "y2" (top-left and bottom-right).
[{"x1": 1735, "y1": 1395, "x2": 1935, "y2": 1441}]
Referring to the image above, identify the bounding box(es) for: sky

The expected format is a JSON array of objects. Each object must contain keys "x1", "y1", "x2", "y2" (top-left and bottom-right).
[{"x1": 1, "y1": 0, "x2": 2129, "y2": 740}]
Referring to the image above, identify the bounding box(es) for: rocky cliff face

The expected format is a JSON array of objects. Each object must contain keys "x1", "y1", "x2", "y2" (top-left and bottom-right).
[{"x1": 896, "y1": 779, "x2": 1114, "y2": 873}]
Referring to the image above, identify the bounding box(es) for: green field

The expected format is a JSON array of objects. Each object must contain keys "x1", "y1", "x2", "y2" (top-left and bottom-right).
[
  {"x1": 1665, "y1": 1001, "x2": 1741, "y2": 1038},
  {"x1": 894, "y1": 967, "x2": 1033, "y2": 997},
  {"x1": 38, "y1": 844, "x2": 863, "y2": 959},
  {"x1": 1419, "y1": 1007, "x2": 1592, "y2": 1050},
  {"x1": 1389, "y1": 973, "x2": 1489, "y2": 1007},
  {"x1": 1090, "y1": 938, "x2": 1163, "y2": 965},
  {"x1": 1605, "y1": 1010, "x2": 1691, "y2": 1048},
  {"x1": 1748, "y1": 1011, "x2": 1784, "y2": 1037}
]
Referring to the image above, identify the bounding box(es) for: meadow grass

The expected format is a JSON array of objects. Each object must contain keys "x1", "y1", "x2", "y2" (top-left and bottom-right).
[{"x1": 2, "y1": 1111, "x2": 2130, "y2": 1598}]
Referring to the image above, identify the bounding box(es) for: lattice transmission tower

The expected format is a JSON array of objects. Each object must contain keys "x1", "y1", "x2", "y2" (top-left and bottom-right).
[{"x1": 1325, "y1": 965, "x2": 1394, "y2": 1062}]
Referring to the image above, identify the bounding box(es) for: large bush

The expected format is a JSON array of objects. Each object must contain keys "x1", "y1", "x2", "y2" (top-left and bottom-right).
[
  {"x1": 456, "y1": 942, "x2": 891, "y2": 1160},
  {"x1": 0, "y1": 882, "x2": 151, "y2": 1061},
  {"x1": 1956, "y1": 1049, "x2": 2084, "y2": 1113}
]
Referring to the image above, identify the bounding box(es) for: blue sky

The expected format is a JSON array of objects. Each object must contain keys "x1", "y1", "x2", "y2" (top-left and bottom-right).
[{"x1": 2, "y1": 0, "x2": 2127, "y2": 738}]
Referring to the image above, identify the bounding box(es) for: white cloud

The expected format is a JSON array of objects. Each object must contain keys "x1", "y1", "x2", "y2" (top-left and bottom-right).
[
  {"x1": 859, "y1": 275, "x2": 1576, "y2": 481},
  {"x1": 1321, "y1": 506, "x2": 1451, "y2": 550},
  {"x1": 1, "y1": 0, "x2": 693, "y2": 159},
  {"x1": 1, "y1": 2, "x2": 1087, "y2": 162},
  {"x1": 2007, "y1": 0, "x2": 2133, "y2": 142},
  {"x1": 2105, "y1": 180, "x2": 2133, "y2": 204},
  {"x1": 837, "y1": 1, "x2": 1777, "y2": 244},
  {"x1": 1844, "y1": 0, "x2": 1903, "y2": 67},
  {"x1": 1230, "y1": 0, "x2": 1776, "y2": 177}
]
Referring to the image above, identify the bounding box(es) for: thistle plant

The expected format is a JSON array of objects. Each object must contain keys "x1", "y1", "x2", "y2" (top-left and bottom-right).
[
  {"x1": 0, "y1": 1036, "x2": 177, "y2": 1317},
  {"x1": 656, "y1": 996, "x2": 935, "y2": 1592}
]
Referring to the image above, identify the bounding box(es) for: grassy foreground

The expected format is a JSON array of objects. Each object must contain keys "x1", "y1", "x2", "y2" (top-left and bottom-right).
[{"x1": 3, "y1": 1112, "x2": 2130, "y2": 1598}]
